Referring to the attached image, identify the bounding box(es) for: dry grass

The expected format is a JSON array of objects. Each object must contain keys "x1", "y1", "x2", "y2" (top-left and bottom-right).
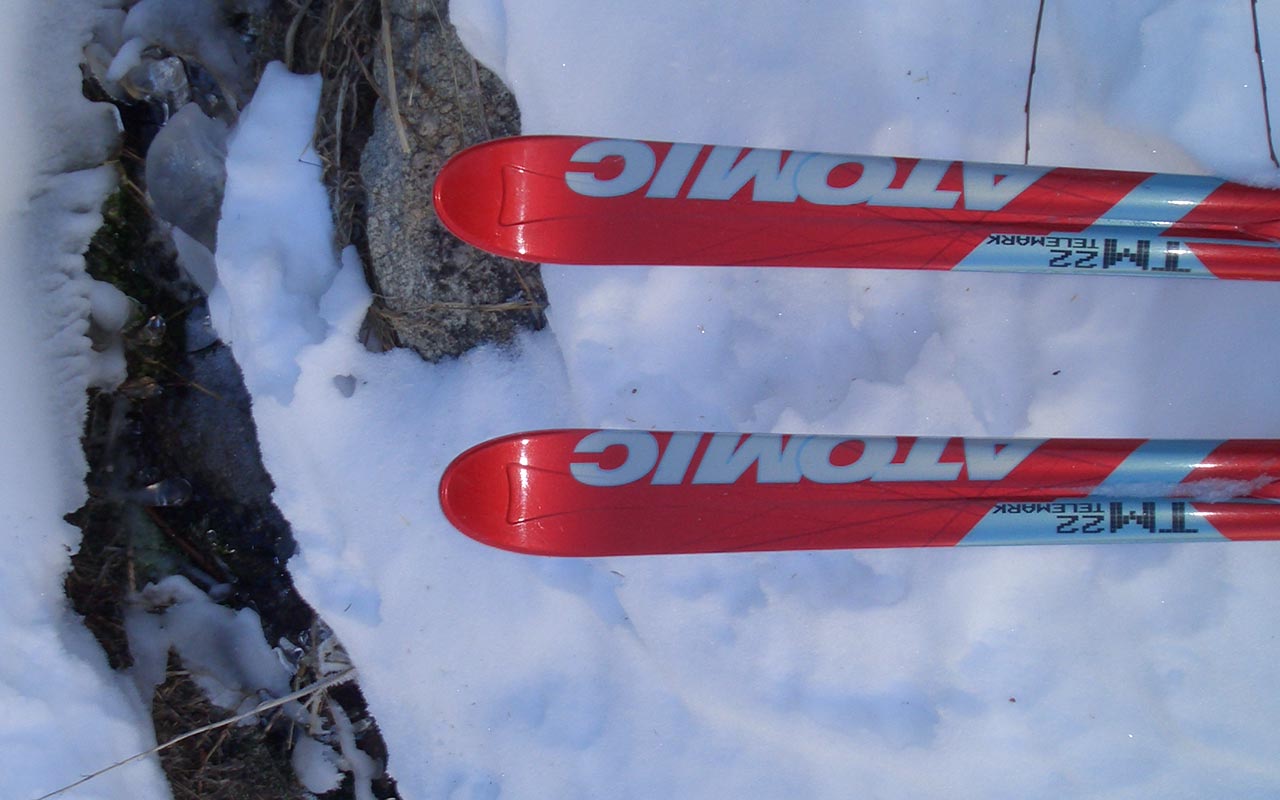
[{"x1": 147, "y1": 658, "x2": 310, "y2": 800}]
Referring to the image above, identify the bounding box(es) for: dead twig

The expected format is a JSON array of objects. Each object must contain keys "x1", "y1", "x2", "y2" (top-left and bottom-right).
[
  {"x1": 1251, "y1": 0, "x2": 1280, "y2": 167},
  {"x1": 348, "y1": 32, "x2": 388, "y2": 103},
  {"x1": 1024, "y1": 0, "x2": 1047, "y2": 165}
]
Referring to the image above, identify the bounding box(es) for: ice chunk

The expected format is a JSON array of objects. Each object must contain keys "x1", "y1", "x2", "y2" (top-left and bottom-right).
[
  {"x1": 146, "y1": 103, "x2": 227, "y2": 250},
  {"x1": 171, "y1": 225, "x2": 218, "y2": 292},
  {"x1": 122, "y1": 0, "x2": 255, "y2": 109},
  {"x1": 124, "y1": 54, "x2": 193, "y2": 114}
]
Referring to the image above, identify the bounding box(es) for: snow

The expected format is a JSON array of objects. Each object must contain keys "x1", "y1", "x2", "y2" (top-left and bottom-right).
[
  {"x1": 201, "y1": 3, "x2": 1280, "y2": 799},
  {"x1": 124, "y1": 576, "x2": 294, "y2": 714},
  {"x1": 291, "y1": 732, "x2": 343, "y2": 794},
  {"x1": 11, "y1": 1, "x2": 1280, "y2": 799},
  {"x1": 0, "y1": 0, "x2": 171, "y2": 797},
  {"x1": 209, "y1": 65, "x2": 357, "y2": 406}
]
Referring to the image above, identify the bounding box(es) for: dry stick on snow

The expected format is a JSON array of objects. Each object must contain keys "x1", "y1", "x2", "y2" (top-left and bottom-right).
[
  {"x1": 1251, "y1": 0, "x2": 1280, "y2": 167},
  {"x1": 1024, "y1": 0, "x2": 1047, "y2": 165},
  {"x1": 31, "y1": 667, "x2": 358, "y2": 800},
  {"x1": 379, "y1": 0, "x2": 412, "y2": 154}
]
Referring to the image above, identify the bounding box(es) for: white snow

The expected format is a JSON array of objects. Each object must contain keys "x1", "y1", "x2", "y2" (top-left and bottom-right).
[
  {"x1": 291, "y1": 732, "x2": 343, "y2": 794},
  {"x1": 0, "y1": 0, "x2": 171, "y2": 797},
  {"x1": 197, "y1": 2, "x2": 1280, "y2": 798},
  {"x1": 124, "y1": 576, "x2": 294, "y2": 715},
  {"x1": 12, "y1": 1, "x2": 1280, "y2": 799}
]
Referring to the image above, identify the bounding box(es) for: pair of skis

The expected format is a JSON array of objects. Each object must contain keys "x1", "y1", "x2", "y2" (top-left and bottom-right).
[{"x1": 432, "y1": 136, "x2": 1280, "y2": 556}]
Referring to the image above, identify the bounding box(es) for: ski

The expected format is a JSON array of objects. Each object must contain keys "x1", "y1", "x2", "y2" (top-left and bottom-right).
[
  {"x1": 433, "y1": 135, "x2": 1280, "y2": 280},
  {"x1": 438, "y1": 429, "x2": 1280, "y2": 556}
]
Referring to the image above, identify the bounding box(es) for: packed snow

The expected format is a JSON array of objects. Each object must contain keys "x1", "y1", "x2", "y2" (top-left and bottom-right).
[{"x1": 11, "y1": 1, "x2": 1280, "y2": 799}]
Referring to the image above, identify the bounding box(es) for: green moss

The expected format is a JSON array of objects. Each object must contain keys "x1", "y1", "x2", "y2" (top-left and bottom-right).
[{"x1": 85, "y1": 184, "x2": 150, "y2": 295}]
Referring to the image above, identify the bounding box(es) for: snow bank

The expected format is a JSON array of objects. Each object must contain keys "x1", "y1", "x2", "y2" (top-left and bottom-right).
[
  {"x1": 214, "y1": 3, "x2": 1280, "y2": 798},
  {"x1": 0, "y1": 0, "x2": 170, "y2": 798}
]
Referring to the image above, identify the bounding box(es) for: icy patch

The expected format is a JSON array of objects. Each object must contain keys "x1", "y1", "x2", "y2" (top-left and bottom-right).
[
  {"x1": 85, "y1": 277, "x2": 132, "y2": 389},
  {"x1": 126, "y1": 576, "x2": 380, "y2": 797},
  {"x1": 106, "y1": 35, "x2": 148, "y2": 83},
  {"x1": 292, "y1": 733, "x2": 343, "y2": 793}
]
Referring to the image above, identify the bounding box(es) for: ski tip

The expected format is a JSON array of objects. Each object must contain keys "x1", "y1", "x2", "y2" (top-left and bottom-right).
[
  {"x1": 439, "y1": 429, "x2": 586, "y2": 557},
  {"x1": 432, "y1": 140, "x2": 517, "y2": 259},
  {"x1": 434, "y1": 136, "x2": 585, "y2": 264},
  {"x1": 438, "y1": 432, "x2": 519, "y2": 553}
]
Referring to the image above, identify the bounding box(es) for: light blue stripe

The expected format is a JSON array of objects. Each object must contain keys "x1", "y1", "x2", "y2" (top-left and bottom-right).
[
  {"x1": 1088, "y1": 173, "x2": 1223, "y2": 231},
  {"x1": 953, "y1": 173, "x2": 1237, "y2": 277},
  {"x1": 1094, "y1": 439, "x2": 1223, "y2": 493}
]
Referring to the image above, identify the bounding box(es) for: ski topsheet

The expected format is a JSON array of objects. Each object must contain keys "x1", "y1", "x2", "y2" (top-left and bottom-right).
[
  {"x1": 438, "y1": 430, "x2": 1280, "y2": 556},
  {"x1": 433, "y1": 135, "x2": 1280, "y2": 280}
]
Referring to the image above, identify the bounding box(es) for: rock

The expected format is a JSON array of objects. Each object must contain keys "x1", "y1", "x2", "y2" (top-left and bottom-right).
[{"x1": 359, "y1": 0, "x2": 546, "y2": 361}]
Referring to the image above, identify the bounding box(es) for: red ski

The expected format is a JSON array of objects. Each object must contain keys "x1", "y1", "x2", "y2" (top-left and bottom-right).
[
  {"x1": 433, "y1": 135, "x2": 1280, "y2": 280},
  {"x1": 439, "y1": 430, "x2": 1280, "y2": 556}
]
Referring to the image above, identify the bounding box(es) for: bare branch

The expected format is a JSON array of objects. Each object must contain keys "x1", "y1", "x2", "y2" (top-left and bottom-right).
[
  {"x1": 1252, "y1": 0, "x2": 1280, "y2": 167},
  {"x1": 1024, "y1": 0, "x2": 1047, "y2": 165}
]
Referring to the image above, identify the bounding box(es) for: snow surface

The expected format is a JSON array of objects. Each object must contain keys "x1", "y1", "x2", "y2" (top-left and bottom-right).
[
  {"x1": 0, "y1": 0, "x2": 170, "y2": 798},
  {"x1": 200, "y1": 3, "x2": 1280, "y2": 798},
  {"x1": 12, "y1": 1, "x2": 1280, "y2": 799}
]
